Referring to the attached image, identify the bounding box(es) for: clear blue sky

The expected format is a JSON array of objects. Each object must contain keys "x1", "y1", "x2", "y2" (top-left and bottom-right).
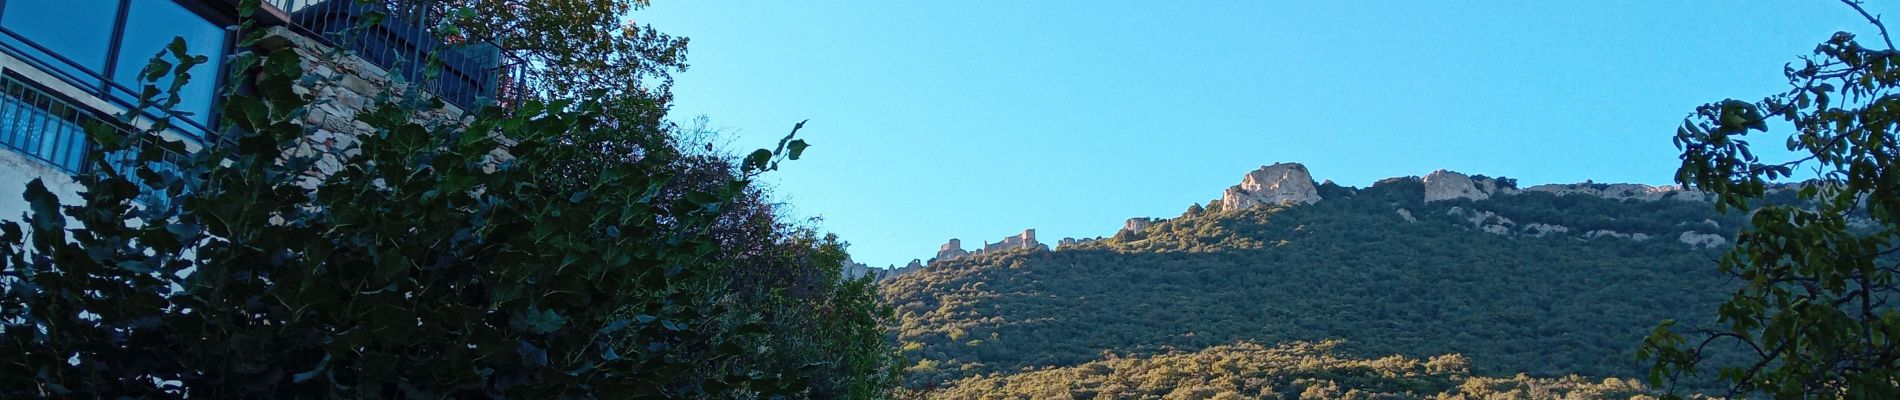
[{"x1": 636, "y1": 2, "x2": 1893, "y2": 269}]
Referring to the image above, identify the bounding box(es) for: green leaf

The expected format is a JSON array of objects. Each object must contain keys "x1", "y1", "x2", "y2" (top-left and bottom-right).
[
  {"x1": 743, "y1": 149, "x2": 772, "y2": 172},
  {"x1": 143, "y1": 58, "x2": 174, "y2": 82},
  {"x1": 786, "y1": 139, "x2": 809, "y2": 161},
  {"x1": 522, "y1": 309, "x2": 566, "y2": 335},
  {"x1": 22, "y1": 179, "x2": 64, "y2": 233},
  {"x1": 166, "y1": 37, "x2": 190, "y2": 62}
]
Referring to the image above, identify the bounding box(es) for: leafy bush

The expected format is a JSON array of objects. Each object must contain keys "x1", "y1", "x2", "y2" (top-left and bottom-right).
[
  {"x1": 0, "y1": 4, "x2": 896, "y2": 398},
  {"x1": 922, "y1": 340, "x2": 1655, "y2": 399}
]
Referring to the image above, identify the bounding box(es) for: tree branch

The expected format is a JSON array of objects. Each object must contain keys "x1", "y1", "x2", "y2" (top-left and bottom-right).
[{"x1": 1843, "y1": 0, "x2": 1897, "y2": 50}]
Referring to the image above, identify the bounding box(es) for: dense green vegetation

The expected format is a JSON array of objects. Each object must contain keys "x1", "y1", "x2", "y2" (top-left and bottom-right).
[
  {"x1": 884, "y1": 179, "x2": 1746, "y2": 391},
  {"x1": 0, "y1": 3, "x2": 897, "y2": 398},
  {"x1": 925, "y1": 340, "x2": 1656, "y2": 399}
]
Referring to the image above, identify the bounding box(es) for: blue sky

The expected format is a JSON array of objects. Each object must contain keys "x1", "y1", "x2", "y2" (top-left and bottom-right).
[{"x1": 637, "y1": 2, "x2": 1892, "y2": 268}]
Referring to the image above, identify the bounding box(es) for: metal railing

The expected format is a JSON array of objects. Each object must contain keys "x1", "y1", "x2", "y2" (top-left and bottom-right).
[
  {"x1": 0, "y1": 73, "x2": 184, "y2": 180},
  {"x1": 264, "y1": 0, "x2": 504, "y2": 111},
  {"x1": 0, "y1": 74, "x2": 94, "y2": 173}
]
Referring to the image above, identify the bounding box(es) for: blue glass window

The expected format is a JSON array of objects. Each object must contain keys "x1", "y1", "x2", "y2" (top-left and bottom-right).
[
  {"x1": 0, "y1": 0, "x2": 227, "y2": 138},
  {"x1": 0, "y1": 0, "x2": 228, "y2": 173},
  {"x1": 0, "y1": 0, "x2": 119, "y2": 87},
  {"x1": 111, "y1": 0, "x2": 227, "y2": 131}
]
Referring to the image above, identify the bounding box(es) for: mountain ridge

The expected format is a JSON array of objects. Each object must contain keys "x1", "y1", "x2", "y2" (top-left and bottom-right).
[
  {"x1": 873, "y1": 161, "x2": 1761, "y2": 278},
  {"x1": 877, "y1": 163, "x2": 1765, "y2": 390}
]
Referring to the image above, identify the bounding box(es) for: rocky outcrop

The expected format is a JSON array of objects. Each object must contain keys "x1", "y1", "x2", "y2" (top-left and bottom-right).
[
  {"x1": 1057, "y1": 237, "x2": 1097, "y2": 249},
  {"x1": 1678, "y1": 231, "x2": 1728, "y2": 249},
  {"x1": 1447, "y1": 206, "x2": 1515, "y2": 236},
  {"x1": 1523, "y1": 181, "x2": 1710, "y2": 202},
  {"x1": 1423, "y1": 170, "x2": 1490, "y2": 202},
  {"x1": 1221, "y1": 162, "x2": 1321, "y2": 210},
  {"x1": 1471, "y1": 175, "x2": 1519, "y2": 196},
  {"x1": 840, "y1": 258, "x2": 872, "y2": 278},
  {"x1": 905, "y1": 163, "x2": 1754, "y2": 265},
  {"x1": 1448, "y1": 207, "x2": 1514, "y2": 227},
  {"x1": 1520, "y1": 223, "x2": 1571, "y2": 237},
  {"x1": 1122, "y1": 218, "x2": 1153, "y2": 235},
  {"x1": 1423, "y1": 170, "x2": 1521, "y2": 202},
  {"x1": 1373, "y1": 176, "x2": 1416, "y2": 187},
  {"x1": 1586, "y1": 230, "x2": 1652, "y2": 242}
]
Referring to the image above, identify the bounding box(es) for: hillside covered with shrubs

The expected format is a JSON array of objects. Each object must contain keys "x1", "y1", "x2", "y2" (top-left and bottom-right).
[
  {"x1": 883, "y1": 178, "x2": 1749, "y2": 391},
  {"x1": 925, "y1": 340, "x2": 1656, "y2": 399}
]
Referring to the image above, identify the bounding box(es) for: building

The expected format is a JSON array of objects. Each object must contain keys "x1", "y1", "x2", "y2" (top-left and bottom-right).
[{"x1": 0, "y1": 0, "x2": 502, "y2": 218}]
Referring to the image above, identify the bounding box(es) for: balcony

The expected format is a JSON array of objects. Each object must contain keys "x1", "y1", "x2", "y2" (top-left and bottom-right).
[
  {"x1": 0, "y1": 0, "x2": 504, "y2": 176},
  {"x1": 0, "y1": 75, "x2": 97, "y2": 173},
  {"x1": 260, "y1": 0, "x2": 503, "y2": 112}
]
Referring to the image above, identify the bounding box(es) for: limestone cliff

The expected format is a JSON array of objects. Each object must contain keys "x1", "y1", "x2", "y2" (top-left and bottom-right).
[
  {"x1": 898, "y1": 162, "x2": 1759, "y2": 265},
  {"x1": 1678, "y1": 231, "x2": 1729, "y2": 249},
  {"x1": 1122, "y1": 217, "x2": 1153, "y2": 235},
  {"x1": 1522, "y1": 181, "x2": 1709, "y2": 202},
  {"x1": 1221, "y1": 162, "x2": 1322, "y2": 210},
  {"x1": 1422, "y1": 170, "x2": 1523, "y2": 202},
  {"x1": 1423, "y1": 170, "x2": 1490, "y2": 202},
  {"x1": 1057, "y1": 237, "x2": 1098, "y2": 249}
]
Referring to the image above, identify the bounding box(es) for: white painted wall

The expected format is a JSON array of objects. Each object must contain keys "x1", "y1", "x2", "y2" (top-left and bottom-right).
[{"x1": 0, "y1": 147, "x2": 80, "y2": 224}]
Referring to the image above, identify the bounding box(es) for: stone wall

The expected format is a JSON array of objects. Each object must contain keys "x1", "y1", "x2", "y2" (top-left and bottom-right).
[
  {"x1": 936, "y1": 238, "x2": 969, "y2": 262},
  {"x1": 981, "y1": 229, "x2": 1044, "y2": 253},
  {"x1": 931, "y1": 228, "x2": 1048, "y2": 264},
  {"x1": 254, "y1": 27, "x2": 480, "y2": 188}
]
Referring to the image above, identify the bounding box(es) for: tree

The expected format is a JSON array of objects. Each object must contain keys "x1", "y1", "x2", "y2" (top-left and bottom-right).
[
  {"x1": 1640, "y1": 1, "x2": 1900, "y2": 397},
  {"x1": 438, "y1": 0, "x2": 688, "y2": 109},
  {"x1": 0, "y1": 3, "x2": 896, "y2": 398}
]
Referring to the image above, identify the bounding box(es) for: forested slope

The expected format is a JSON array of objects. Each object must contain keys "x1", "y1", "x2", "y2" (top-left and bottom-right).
[{"x1": 883, "y1": 178, "x2": 1749, "y2": 390}]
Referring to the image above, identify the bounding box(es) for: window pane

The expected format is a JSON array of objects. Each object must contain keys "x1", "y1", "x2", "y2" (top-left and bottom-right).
[
  {"x1": 112, "y1": 0, "x2": 226, "y2": 135},
  {"x1": 0, "y1": 0, "x2": 119, "y2": 87}
]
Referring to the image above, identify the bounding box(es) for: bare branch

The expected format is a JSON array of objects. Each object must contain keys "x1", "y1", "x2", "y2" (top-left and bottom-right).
[{"x1": 1843, "y1": 0, "x2": 1897, "y2": 50}]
